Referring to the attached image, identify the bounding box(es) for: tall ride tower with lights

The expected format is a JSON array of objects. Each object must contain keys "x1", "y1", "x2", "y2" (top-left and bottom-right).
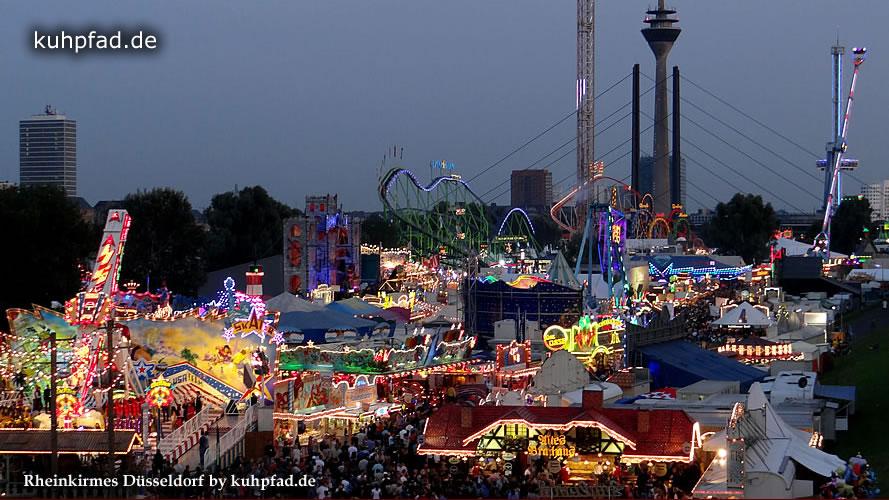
[{"x1": 576, "y1": 0, "x2": 595, "y2": 218}]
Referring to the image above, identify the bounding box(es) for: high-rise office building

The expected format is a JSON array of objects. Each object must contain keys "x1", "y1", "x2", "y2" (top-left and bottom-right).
[
  {"x1": 510, "y1": 170, "x2": 553, "y2": 208},
  {"x1": 639, "y1": 155, "x2": 686, "y2": 210},
  {"x1": 861, "y1": 180, "x2": 889, "y2": 222},
  {"x1": 20, "y1": 106, "x2": 77, "y2": 196}
]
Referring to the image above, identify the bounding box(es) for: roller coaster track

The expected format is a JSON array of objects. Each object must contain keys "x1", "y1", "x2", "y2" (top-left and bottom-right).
[
  {"x1": 550, "y1": 175, "x2": 643, "y2": 233},
  {"x1": 379, "y1": 167, "x2": 490, "y2": 263}
]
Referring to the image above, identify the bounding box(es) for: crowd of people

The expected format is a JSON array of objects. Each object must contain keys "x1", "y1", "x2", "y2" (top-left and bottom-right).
[
  {"x1": 117, "y1": 401, "x2": 701, "y2": 499},
  {"x1": 162, "y1": 393, "x2": 205, "y2": 430},
  {"x1": 0, "y1": 403, "x2": 33, "y2": 429}
]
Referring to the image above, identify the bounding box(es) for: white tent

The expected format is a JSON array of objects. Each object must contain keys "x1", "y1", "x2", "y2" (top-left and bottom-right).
[
  {"x1": 265, "y1": 292, "x2": 327, "y2": 313},
  {"x1": 528, "y1": 350, "x2": 590, "y2": 396},
  {"x1": 711, "y1": 302, "x2": 773, "y2": 328},
  {"x1": 546, "y1": 251, "x2": 581, "y2": 290},
  {"x1": 562, "y1": 382, "x2": 623, "y2": 406},
  {"x1": 848, "y1": 268, "x2": 889, "y2": 282},
  {"x1": 699, "y1": 383, "x2": 845, "y2": 498},
  {"x1": 776, "y1": 238, "x2": 848, "y2": 259}
]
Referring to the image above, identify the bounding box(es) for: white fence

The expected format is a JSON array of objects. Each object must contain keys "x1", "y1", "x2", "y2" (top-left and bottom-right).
[{"x1": 158, "y1": 404, "x2": 216, "y2": 458}]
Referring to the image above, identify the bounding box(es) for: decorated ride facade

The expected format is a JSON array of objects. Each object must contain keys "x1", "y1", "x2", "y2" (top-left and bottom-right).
[
  {"x1": 543, "y1": 315, "x2": 626, "y2": 374},
  {"x1": 3, "y1": 210, "x2": 284, "y2": 442},
  {"x1": 273, "y1": 328, "x2": 476, "y2": 443}
]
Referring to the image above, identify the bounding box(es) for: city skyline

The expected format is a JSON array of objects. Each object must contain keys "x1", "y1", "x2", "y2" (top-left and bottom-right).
[{"x1": 2, "y1": 1, "x2": 888, "y2": 213}]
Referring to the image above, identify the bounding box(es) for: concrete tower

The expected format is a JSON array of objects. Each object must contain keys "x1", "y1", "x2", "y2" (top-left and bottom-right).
[{"x1": 642, "y1": 0, "x2": 680, "y2": 215}]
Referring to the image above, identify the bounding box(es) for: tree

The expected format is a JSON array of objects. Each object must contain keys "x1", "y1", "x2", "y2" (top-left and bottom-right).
[
  {"x1": 119, "y1": 188, "x2": 207, "y2": 296},
  {"x1": 802, "y1": 198, "x2": 873, "y2": 256},
  {"x1": 0, "y1": 185, "x2": 95, "y2": 329},
  {"x1": 828, "y1": 197, "x2": 872, "y2": 256},
  {"x1": 204, "y1": 186, "x2": 299, "y2": 270},
  {"x1": 361, "y1": 213, "x2": 402, "y2": 248},
  {"x1": 565, "y1": 230, "x2": 596, "y2": 269},
  {"x1": 703, "y1": 193, "x2": 778, "y2": 264},
  {"x1": 530, "y1": 214, "x2": 563, "y2": 250}
]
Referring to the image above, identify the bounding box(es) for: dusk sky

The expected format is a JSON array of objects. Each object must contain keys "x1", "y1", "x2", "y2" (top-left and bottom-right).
[{"x1": 3, "y1": 1, "x2": 887, "y2": 213}]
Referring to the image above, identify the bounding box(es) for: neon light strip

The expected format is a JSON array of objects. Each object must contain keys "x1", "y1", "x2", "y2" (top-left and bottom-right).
[
  {"x1": 497, "y1": 208, "x2": 536, "y2": 236},
  {"x1": 461, "y1": 419, "x2": 637, "y2": 449}
]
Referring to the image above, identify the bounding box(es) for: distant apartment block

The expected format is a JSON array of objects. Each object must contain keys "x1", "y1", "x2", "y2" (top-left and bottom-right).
[
  {"x1": 861, "y1": 180, "x2": 889, "y2": 222},
  {"x1": 20, "y1": 106, "x2": 77, "y2": 196},
  {"x1": 510, "y1": 169, "x2": 552, "y2": 208}
]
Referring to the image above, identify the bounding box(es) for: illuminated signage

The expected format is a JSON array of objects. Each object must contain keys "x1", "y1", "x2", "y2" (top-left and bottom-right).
[
  {"x1": 611, "y1": 224, "x2": 622, "y2": 244},
  {"x1": 148, "y1": 376, "x2": 173, "y2": 408},
  {"x1": 230, "y1": 308, "x2": 267, "y2": 340},
  {"x1": 528, "y1": 435, "x2": 576, "y2": 458},
  {"x1": 543, "y1": 328, "x2": 568, "y2": 351},
  {"x1": 430, "y1": 161, "x2": 455, "y2": 170},
  {"x1": 543, "y1": 316, "x2": 624, "y2": 353}
]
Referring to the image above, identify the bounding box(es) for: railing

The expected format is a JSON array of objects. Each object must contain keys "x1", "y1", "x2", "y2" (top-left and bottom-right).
[
  {"x1": 204, "y1": 403, "x2": 256, "y2": 469},
  {"x1": 158, "y1": 404, "x2": 217, "y2": 458}
]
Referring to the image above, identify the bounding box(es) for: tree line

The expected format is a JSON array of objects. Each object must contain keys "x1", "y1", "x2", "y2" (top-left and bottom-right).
[
  {"x1": 0, "y1": 185, "x2": 301, "y2": 330},
  {"x1": 0, "y1": 185, "x2": 875, "y2": 330}
]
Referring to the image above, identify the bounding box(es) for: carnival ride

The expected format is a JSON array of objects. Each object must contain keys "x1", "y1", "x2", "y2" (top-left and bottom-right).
[
  {"x1": 490, "y1": 208, "x2": 541, "y2": 261},
  {"x1": 811, "y1": 47, "x2": 867, "y2": 258},
  {"x1": 379, "y1": 167, "x2": 539, "y2": 265},
  {"x1": 380, "y1": 168, "x2": 489, "y2": 263},
  {"x1": 551, "y1": 169, "x2": 703, "y2": 244},
  {"x1": 3, "y1": 210, "x2": 144, "y2": 412}
]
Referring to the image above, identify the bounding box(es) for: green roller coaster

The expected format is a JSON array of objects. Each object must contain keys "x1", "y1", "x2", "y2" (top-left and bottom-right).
[{"x1": 379, "y1": 167, "x2": 539, "y2": 265}]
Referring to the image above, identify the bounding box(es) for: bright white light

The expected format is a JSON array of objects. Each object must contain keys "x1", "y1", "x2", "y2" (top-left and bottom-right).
[{"x1": 717, "y1": 448, "x2": 727, "y2": 458}]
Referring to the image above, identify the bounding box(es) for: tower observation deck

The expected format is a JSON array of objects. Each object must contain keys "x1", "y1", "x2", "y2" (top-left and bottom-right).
[{"x1": 642, "y1": 1, "x2": 680, "y2": 215}]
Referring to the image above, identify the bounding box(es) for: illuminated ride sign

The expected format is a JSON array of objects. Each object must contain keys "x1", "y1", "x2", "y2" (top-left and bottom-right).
[
  {"x1": 496, "y1": 340, "x2": 531, "y2": 369},
  {"x1": 147, "y1": 375, "x2": 173, "y2": 407},
  {"x1": 65, "y1": 210, "x2": 131, "y2": 326},
  {"x1": 276, "y1": 336, "x2": 475, "y2": 375},
  {"x1": 543, "y1": 316, "x2": 624, "y2": 354}
]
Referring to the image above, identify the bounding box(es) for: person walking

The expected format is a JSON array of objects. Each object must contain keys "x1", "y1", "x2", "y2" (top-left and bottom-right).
[{"x1": 199, "y1": 431, "x2": 209, "y2": 469}]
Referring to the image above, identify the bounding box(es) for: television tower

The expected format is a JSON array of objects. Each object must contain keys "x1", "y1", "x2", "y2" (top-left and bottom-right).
[{"x1": 642, "y1": 0, "x2": 680, "y2": 215}]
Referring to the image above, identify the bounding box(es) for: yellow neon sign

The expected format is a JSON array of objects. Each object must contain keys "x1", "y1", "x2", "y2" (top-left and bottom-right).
[{"x1": 543, "y1": 317, "x2": 624, "y2": 353}]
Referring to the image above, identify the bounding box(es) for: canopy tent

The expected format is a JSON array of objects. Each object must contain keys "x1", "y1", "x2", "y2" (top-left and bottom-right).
[
  {"x1": 277, "y1": 309, "x2": 378, "y2": 343},
  {"x1": 776, "y1": 237, "x2": 848, "y2": 259},
  {"x1": 370, "y1": 307, "x2": 411, "y2": 324},
  {"x1": 848, "y1": 268, "x2": 889, "y2": 282},
  {"x1": 576, "y1": 273, "x2": 625, "y2": 300},
  {"x1": 265, "y1": 292, "x2": 327, "y2": 313},
  {"x1": 546, "y1": 251, "x2": 581, "y2": 290},
  {"x1": 527, "y1": 350, "x2": 590, "y2": 396},
  {"x1": 701, "y1": 383, "x2": 845, "y2": 488},
  {"x1": 326, "y1": 297, "x2": 382, "y2": 316},
  {"x1": 711, "y1": 302, "x2": 773, "y2": 328}
]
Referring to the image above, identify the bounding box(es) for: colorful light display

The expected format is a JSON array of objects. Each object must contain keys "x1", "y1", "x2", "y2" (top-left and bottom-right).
[
  {"x1": 56, "y1": 383, "x2": 82, "y2": 427},
  {"x1": 147, "y1": 375, "x2": 173, "y2": 407},
  {"x1": 543, "y1": 316, "x2": 624, "y2": 354}
]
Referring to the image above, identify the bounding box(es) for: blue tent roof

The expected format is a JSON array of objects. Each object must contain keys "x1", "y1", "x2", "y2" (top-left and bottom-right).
[
  {"x1": 326, "y1": 297, "x2": 382, "y2": 316},
  {"x1": 638, "y1": 340, "x2": 767, "y2": 392},
  {"x1": 277, "y1": 309, "x2": 378, "y2": 343},
  {"x1": 814, "y1": 384, "x2": 856, "y2": 402}
]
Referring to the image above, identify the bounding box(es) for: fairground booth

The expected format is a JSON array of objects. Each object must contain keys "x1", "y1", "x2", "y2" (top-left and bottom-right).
[
  {"x1": 272, "y1": 329, "x2": 476, "y2": 446},
  {"x1": 419, "y1": 390, "x2": 702, "y2": 482}
]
